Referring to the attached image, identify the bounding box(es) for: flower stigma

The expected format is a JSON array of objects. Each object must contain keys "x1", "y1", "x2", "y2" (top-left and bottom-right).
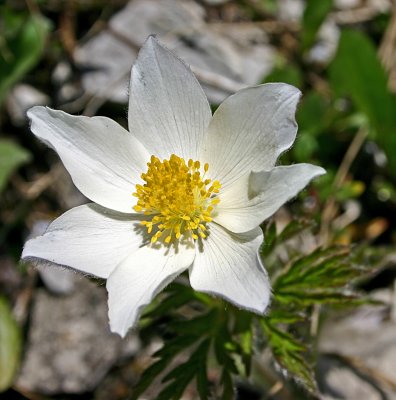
[{"x1": 133, "y1": 154, "x2": 221, "y2": 244}]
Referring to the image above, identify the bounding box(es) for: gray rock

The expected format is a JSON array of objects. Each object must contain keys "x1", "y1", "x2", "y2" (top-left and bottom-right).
[
  {"x1": 28, "y1": 219, "x2": 79, "y2": 295},
  {"x1": 16, "y1": 278, "x2": 139, "y2": 394},
  {"x1": 6, "y1": 84, "x2": 49, "y2": 126},
  {"x1": 318, "y1": 289, "x2": 396, "y2": 399},
  {"x1": 334, "y1": 0, "x2": 361, "y2": 9},
  {"x1": 74, "y1": 0, "x2": 273, "y2": 106},
  {"x1": 318, "y1": 356, "x2": 386, "y2": 400},
  {"x1": 307, "y1": 19, "x2": 340, "y2": 65},
  {"x1": 276, "y1": 0, "x2": 304, "y2": 22},
  {"x1": 37, "y1": 266, "x2": 77, "y2": 296}
]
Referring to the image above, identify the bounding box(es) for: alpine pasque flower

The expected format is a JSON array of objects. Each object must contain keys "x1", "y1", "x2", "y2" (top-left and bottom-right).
[{"x1": 22, "y1": 37, "x2": 325, "y2": 337}]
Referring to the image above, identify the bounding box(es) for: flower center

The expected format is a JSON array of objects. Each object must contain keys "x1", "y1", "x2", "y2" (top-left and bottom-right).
[{"x1": 133, "y1": 154, "x2": 221, "y2": 244}]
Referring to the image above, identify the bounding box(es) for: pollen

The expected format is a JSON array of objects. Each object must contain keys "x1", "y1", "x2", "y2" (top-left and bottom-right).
[{"x1": 133, "y1": 154, "x2": 221, "y2": 244}]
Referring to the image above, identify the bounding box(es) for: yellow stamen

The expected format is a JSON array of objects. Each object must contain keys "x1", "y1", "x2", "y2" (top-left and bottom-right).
[{"x1": 133, "y1": 154, "x2": 221, "y2": 244}]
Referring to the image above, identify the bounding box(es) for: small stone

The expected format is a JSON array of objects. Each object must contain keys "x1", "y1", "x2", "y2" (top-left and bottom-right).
[
  {"x1": 74, "y1": 0, "x2": 273, "y2": 105},
  {"x1": 6, "y1": 84, "x2": 49, "y2": 126},
  {"x1": 16, "y1": 278, "x2": 138, "y2": 394},
  {"x1": 334, "y1": 0, "x2": 361, "y2": 9},
  {"x1": 318, "y1": 290, "x2": 396, "y2": 399},
  {"x1": 277, "y1": 0, "x2": 304, "y2": 22}
]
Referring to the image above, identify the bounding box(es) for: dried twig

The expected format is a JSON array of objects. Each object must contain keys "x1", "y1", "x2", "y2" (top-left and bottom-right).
[
  {"x1": 320, "y1": 128, "x2": 368, "y2": 244},
  {"x1": 324, "y1": 352, "x2": 396, "y2": 391},
  {"x1": 331, "y1": 6, "x2": 386, "y2": 25},
  {"x1": 379, "y1": 4, "x2": 396, "y2": 91},
  {"x1": 59, "y1": 0, "x2": 77, "y2": 59}
]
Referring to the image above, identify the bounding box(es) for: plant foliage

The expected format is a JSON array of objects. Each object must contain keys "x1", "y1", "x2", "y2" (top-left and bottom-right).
[{"x1": 131, "y1": 219, "x2": 377, "y2": 398}]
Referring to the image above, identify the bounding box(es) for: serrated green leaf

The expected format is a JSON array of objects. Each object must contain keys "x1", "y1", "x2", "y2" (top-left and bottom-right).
[
  {"x1": 169, "y1": 309, "x2": 218, "y2": 336},
  {"x1": 267, "y1": 310, "x2": 306, "y2": 324},
  {"x1": 262, "y1": 320, "x2": 305, "y2": 353},
  {"x1": 159, "y1": 339, "x2": 211, "y2": 400},
  {"x1": 329, "y1": 29, "x2": 396, "y2": 175},
  {"x1": 157, "y1": 372, "x2": 195, "y2": 400},
  {"x1": 144, "y1": 283, "x2": 197, "y2": 318},
  {"x1": 130, "y1": 357, "x2": 169, "y2": 400},
  {"x1": 214, "y1": 322, "x2": 239, "y2": 375},
  {"x1": 275, "y1": 349, "x2": 317, "y2": 393},
  {"x1": 220, "y1": 369, "x2": 235, "y2": 400},
  {"x1": 0, "y1": 139, "x2": 31, "y2": 192},
  {"x1": 131, "y1": 335, "x2": 198, "y2": 400},
  {"x1": 196, "y1": 341, "x2": 210, "y2": 400},
  {"x1": 239, "y1": 329, "x2": 252, "y2": 357},
  {"x1": 153, "y1": 334, "x2": 199, "y2": 360},
  {"x1": 261, "y1": 319, "x2": 317, "y2": 393},
  {"x1": 234, "y1": 328, "x2": 253, "y2": 377},
  {"x1": 301, "y1": 0, "x2": 333, "y2": 50},
  {"x1": 0, "y1": 10, "x2": 51, "y2": 103},
  {"x1": 0, "y1": 297, "x2": 21, "y2": 392},
  {"x1": 272, "y1": 244, "x2": 373, "y2": 306},
  {"x1": 232, "y1": 309, "x2": 253, "y2": 334},
  {"x1": 274, "y1": 246, "x2": 347, "y2": 288},
  {"x1": 275, "y1": 289, "x2": 364, "y2": 305}
]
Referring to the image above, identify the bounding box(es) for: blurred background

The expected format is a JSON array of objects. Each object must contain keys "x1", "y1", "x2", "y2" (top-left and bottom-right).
[{"x1": 1, "y1": 0, "x2": 396, "y2": 399}]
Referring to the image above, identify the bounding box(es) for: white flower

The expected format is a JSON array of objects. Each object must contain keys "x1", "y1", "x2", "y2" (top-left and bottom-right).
[{"x1": 22, "y1": 37, "x2": 325, "y2": 337}]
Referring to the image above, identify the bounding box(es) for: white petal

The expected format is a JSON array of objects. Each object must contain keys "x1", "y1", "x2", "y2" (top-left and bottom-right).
[
  {"x1": 28, "y1": 107, "x2": 149, "y2": 213},
  {"x1": 200, "y1": 83, "x2": 301, "y2": 188},
  {"x1": 190, "y1": 224, "x2": 270, "y2": 314},
  {"x1": 215, "y1": 164, "x2": 325, "y2": 233},
  {"x1": 128, "y1": 37, "x2": 212, "y2": 161},
  {"x1": 22, "y1": 204, "x2": 144, "y2": 279},
  {"x1": 107, "y1": 242, "x2": 195, "y2": 337}
]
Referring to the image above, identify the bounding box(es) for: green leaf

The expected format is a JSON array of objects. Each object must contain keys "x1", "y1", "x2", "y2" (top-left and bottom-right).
[
  {"x1": 196, "y1": 342, "x2": 210, "y2": 400},
  {"x1": 275, "y1": 246, "x2": 347, "y2": 285},
  {"x1": 131, "y1": 335, "x2": 198, "y2": 400},
  {"x1": 159, "y1": 339, "x2": 211, "y2": 400},
  {"x1": 260, "y1": 220, "x2": 277, "y2": 257},
  {"x1": 264, "y1": 64, "x2": 303, "y2": 88},
  {"x1": 0, "y1": 139, "x2": 31, "y2": 192},
  {"x1": 0, "y1": 297, "x2": 21, "y2": 392},
  {"x1": 168, "y1": 309, "x2": 219, "y2": 339},
  {"x1": 301, "y1": 0, "x2": 333, "y2": 50},
  {"x1": 272, "y1": 245, "x2": 371, "y2": 306},
  {"x1": 294, "y1": 92, "x2": 331, "y2": 161},
  {"x1": 231, "y1": 310, "x2": 253, "y2": 376},
  {"x1": 214, "y1": 322, "x2": 239, "y2": 397},
  {"x1": 261, "y1": 319, "x2": 317, "y2": 393},
  {"x1": 144, "y1": 283, "x2": 199, "y2": 318},
  {"x1": 293, "y1": 133, "x2": 319, "y2": 162},
  {"x1": 0, "y1": 9, "x2": 51, "y2": 103},
  {"x1": 277, "y1": 219, "x2": 317, "y2": 244},
  {"x1": 329, "y1": 30, "x2": 396, "y2": 175},
  {"x1": 275, "y1": 289, "x2": 365, "y2": 306},
  {"x1": 220, "y1": 369, "x2": 235, "y2": 400},
  {"x1": 297, "y1": 92, "x2": 329, "y2": 137},
  {"x1": 267, "y1": 309, "x2": 306, "y2": 325},
  {"x1": 260, "y1": 219, "x2": 316, "y2": 260}
]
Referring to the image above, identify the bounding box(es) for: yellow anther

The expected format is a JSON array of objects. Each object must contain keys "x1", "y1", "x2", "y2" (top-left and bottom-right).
[
  {"x1": 132, "y1": 154, "x2": 221, "y2": 244},
  {"x1": 165, "y1": 235, "x2": 172, "y2": 244}
]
